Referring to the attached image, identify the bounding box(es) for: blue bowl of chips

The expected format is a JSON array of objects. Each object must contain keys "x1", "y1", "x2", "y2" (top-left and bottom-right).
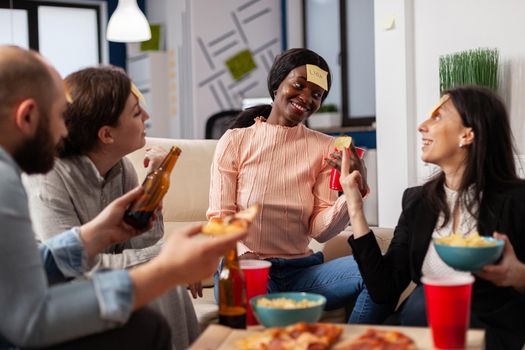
[
  {"x1": 433, "y1": 235, "x2": 504, "y2": 272},
  {"x1": 250, "y1": 292, "x2": 326, "y2": 327}
]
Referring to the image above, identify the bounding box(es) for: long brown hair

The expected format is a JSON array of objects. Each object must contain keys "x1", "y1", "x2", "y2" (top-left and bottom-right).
[
  {"x1": 422, "y1": 85, "x2": 524, "y2": 228},
  {"x1": 58, "y1": 66, "x2": 131, "y2": 158}
]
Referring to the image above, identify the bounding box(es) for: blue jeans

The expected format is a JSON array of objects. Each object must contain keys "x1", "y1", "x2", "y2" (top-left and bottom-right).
[{"x1": 214, "y1": 253, "x2": 394, "y2": 324}]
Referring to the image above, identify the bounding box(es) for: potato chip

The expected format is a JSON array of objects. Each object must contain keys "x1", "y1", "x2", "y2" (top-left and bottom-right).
[
  {"x1": 434, "y1": 232, "x2": 497, "y2": 247},
  {"x1": 334, "y1": 136, "x2": 353, "y2": 150}
]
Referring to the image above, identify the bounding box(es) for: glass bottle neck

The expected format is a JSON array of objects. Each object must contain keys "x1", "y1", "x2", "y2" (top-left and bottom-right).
[
  {"x1": 223, "y1": 246, "x2": 239, "y2": 267},
  {"x1": 158, "y1": 146, "x2": 181, "y2": 173}
]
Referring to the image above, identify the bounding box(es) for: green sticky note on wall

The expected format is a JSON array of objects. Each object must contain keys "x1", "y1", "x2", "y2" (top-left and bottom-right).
[
  {"x1": 140, "y1": 24, "x2": 161, "y2": 51},
  {"x1": 226, "y1": 49, "x2": 257, "y2": 81}
]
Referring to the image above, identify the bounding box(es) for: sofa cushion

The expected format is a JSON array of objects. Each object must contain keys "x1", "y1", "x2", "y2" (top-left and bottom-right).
[
  {"x1": 127, "y1": 137, "x2": 413, "y2": 327},
  {"x1": 127, "y1": 138, "x2": 218, "y2": 223}
]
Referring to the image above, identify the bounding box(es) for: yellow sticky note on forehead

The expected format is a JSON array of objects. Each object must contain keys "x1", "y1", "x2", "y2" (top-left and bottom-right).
[
  {"x1": 64, "y1": 83, "x2": 73, "y2": 103},
  {"x1": 306, "y1": 64, "x2": 328, "y2": 91},
  {"x1": 430, "y1": 94, "x2": 450, "y2": 117},
  {"x1": 131, "y1": 83, "x2": 146, "y2": 106},
  {"x1": 65, "y1": 91, "x2": 73, "y2": 104}
]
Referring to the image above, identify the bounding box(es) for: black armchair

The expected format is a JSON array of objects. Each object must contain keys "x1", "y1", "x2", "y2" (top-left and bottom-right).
[{"x1": 205, "y1": 110, "x2": 241, "y2": 139}]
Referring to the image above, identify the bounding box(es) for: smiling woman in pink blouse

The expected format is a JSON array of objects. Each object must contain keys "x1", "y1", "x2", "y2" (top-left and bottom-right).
[{"x1": 207, "y1": 48, "x2": 393, "y2": 323}]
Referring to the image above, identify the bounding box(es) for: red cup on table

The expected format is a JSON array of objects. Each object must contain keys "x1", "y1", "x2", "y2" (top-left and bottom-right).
[
  {"x1": 329, "y1": 146, "x2": 366, "y2": 192},
  {"x1": 421, "y1": 274, "x2": 474, "y2": 350},
  {"x1": 239, "y1": 259, "x2": 272, "y2": 326}
]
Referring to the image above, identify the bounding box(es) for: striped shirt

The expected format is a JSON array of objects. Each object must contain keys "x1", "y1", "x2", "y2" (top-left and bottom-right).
[{"x1": 207, "y1": 118, "x2": 349, "y2": 259}]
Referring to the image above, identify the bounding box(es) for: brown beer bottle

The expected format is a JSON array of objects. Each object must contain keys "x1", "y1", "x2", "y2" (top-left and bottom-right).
[
  {"x1": 124, "y1": 146, "x2": 181, "y2": 229},
  {"x1": 219, "y1": 247, "x2": 247, "y2": 329}
]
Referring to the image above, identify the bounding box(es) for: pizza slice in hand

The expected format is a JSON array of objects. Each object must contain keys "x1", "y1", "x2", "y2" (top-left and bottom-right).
[{"x1": 202, "y1": 204, "x2": 260, "y2": 236}]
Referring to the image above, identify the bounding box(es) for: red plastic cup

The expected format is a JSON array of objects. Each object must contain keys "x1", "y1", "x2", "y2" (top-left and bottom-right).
[
  {"x1": 422, "y1": 274, "x2": 474, "y2": 350},
  {"x1": 240, "y1": 259, "x2": 272, "y2": 325},
  {"x1": 329, "y1": 146, "x2": 366, "y2": 192}
]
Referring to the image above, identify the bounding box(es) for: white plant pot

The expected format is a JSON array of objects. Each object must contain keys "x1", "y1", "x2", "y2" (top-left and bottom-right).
[{"x1": 307, "y1": 112, "x2": 341, "y2": 129}]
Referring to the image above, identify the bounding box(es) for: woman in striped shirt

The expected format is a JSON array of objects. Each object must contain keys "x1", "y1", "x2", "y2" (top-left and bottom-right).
[{"x1": 208, "y1": 48, "x2": 394, "y2": 323}]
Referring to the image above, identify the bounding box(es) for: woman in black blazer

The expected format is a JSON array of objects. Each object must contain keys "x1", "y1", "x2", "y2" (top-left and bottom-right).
[{"x1": 338, "y1": 86, "x2": 525, "y2": 349}]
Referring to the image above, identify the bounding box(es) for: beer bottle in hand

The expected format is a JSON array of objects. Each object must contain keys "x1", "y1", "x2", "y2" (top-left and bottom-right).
[
  {"x1": 124, "y1": 146, "x2": 181, "y2": 229},
  {"x1": 219, "y1": 247, "x2": 247, "y2": 329}
]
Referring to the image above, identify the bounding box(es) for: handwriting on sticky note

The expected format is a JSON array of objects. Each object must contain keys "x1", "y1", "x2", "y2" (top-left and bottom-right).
[{"x1": 306, "y1": 64, "x2": 328, "y2": 91}]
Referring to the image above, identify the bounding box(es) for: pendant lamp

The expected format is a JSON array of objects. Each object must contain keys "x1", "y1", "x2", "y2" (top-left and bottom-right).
[{"x1": 106, "y1": 0, "x2": 151, "y2": 43}]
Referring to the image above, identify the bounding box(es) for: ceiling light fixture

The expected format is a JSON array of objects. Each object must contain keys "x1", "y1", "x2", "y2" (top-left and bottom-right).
[{"x1": 106, "y1": 0, "x2": 151, "y2": 43}]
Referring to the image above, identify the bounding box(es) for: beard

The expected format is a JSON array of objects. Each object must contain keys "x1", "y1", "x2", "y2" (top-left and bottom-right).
[{"x1": 12, "y1": 111, "x2": 58, "y2": 175}]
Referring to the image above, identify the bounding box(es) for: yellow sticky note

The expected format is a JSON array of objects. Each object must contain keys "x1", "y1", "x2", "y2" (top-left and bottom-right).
[
  {"x1": 430, "y1": 94, "x2": 450, "y2": 117},
  {"x1": 65, "y1": 91, "x2": 73, "y2": 103},
  {"x1": 131, "y1": 83, "x2": 146, "y2": 106},
  {"x1": 306, "y1": 64, "x2": 328, "y2": 91},
  {"x1": 380, "y1": 15, "x2": 396, "y2": 31}
]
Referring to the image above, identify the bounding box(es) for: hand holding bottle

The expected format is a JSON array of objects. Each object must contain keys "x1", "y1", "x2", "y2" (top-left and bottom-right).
[
  {"x1": 80, "y1": 186, "x2": 154, "y2": 259},
  {"x1": 143, "y1": 146, "x2": 168, "y2": 170},
  {"x1": 125, "y1": 146, "x2": 181, "y2": 229}
]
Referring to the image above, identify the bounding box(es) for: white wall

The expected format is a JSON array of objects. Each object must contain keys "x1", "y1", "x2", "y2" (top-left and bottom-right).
[
  {"x1": 374, "y1": 0, "x2": 416, "y2": 227},
  {"x1": 147, "y1": 0, "x2": 282, "y2": 139},
  {"x1": 375, "y1": 0, "x2": 525, "y2": 227},
  {"x1": 413, "y1": 0, "x2": 525, "y2": 181},
  {"x1": 286, "y1": 1, "x2": 303, "y2": 48}
]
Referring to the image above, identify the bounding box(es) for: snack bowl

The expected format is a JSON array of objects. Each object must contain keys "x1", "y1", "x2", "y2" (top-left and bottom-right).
[
  {"x1": 433, "y1": 238, "x2": 504, "y2": 272},
  {"x1": 250, "y1": 292, "x2": 326, "y2": 327}
]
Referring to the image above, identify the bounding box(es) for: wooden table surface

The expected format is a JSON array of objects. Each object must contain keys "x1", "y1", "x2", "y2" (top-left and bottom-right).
[{"x1": 189, "y1": 323, "x2": 485, "y2": 349}]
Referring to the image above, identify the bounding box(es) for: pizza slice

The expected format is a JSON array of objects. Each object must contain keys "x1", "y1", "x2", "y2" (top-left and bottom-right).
[
  {"x1": 236, "y1": 322, "x2": 342, "y2": 350},
  {"x1": 339, "y1": 328, "x2": 416, "y2": 350},
  {"x1": 202, "y1": 204, "x2": 260, "y2": 236}
]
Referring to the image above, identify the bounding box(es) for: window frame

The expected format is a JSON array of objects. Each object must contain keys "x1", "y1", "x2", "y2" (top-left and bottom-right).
[
  {"x1": 0, "y1": 0, "x2": 103, "y2": 64},
  {"x1": 303, "y1": 0, "x2": 375, "y2": 127}
]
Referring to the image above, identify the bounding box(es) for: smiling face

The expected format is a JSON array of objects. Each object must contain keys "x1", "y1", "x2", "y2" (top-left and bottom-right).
[
  {"x1": 268, "y1": 65, "x2": 325, "y2": 127},
  {"x1": 418, "y1": 97, "x2": 473, "y2": 171}
]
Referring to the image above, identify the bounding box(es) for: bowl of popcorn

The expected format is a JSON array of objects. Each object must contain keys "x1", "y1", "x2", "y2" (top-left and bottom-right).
[
  {"x1": 250, "y1": 292, "x2": 326, "y2": 327},
  {"x1": 433, "y1": 233, "x2": 504, "y2": 272}
]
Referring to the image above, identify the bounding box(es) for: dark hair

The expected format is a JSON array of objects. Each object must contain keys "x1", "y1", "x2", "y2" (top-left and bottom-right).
[
  {"x1": 231, "y1": 48, "x2": 331, "y2": 129},
  {"x1": 58, "y1": 66, "x2": 131, "y2": 157},
  {"x1": 0, "y1": 46, "x2": 55, "y2": 121},
  {"x1": 422, "y1": 85, "x2": 523, "y2": 228}
]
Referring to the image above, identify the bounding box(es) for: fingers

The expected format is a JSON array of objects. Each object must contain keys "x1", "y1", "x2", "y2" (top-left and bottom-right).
[
  {"x1": 341, "y1": 147, "x2": 350, "y2": 177},
  {"x1": 204, "y1": 231, "x2": 247, "y2": 254},
  {"x1": 114, "y1": 186, "x2": 144, "y2": 208},
  {"x1": 189, "y1": 284, "x2": 198, "y2": 299},
  {"x1": 350, "y1": 144, "x2": 360, "y2": 159},
  {"x1": 192, "y1": 281, "x2": 203, "y2": 298},
  {"x1": 325, "y1": 158, "x2": 341, "y2": 171}
]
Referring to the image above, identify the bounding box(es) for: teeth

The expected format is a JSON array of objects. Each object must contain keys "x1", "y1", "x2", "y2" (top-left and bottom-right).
[
  {"x1": 422, "y1": 140, "x2": 432, "y2": 146},
  {"x1": 291, "y1": 102, "x2": 307, "y2": 112}
]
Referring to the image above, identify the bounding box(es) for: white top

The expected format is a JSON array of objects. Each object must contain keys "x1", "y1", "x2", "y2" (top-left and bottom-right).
[{"x1": 421, "y1": 185, "x2": 477, "y2": 277}]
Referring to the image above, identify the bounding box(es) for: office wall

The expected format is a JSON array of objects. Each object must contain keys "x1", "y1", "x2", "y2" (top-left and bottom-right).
[
  {"x1": 375, "y1": 0, "x2": 525, "y2": 227},
  {"x1": 146, "y1": 0, "x2": 282, "y2": 138}
]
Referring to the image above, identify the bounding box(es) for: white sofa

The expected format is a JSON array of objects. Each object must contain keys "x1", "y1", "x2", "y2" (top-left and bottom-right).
[{"x1": 127, "y1": 137, "x2": 410, "y2": 327}]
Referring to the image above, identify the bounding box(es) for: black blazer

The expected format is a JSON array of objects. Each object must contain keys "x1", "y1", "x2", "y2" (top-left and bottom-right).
[{"x1": 349, "y1": 185, "x2": 525, "y2": 345}]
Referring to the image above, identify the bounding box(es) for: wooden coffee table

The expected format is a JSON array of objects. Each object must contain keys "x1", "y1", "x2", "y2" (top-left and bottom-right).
[{"x1": 189, "y1": 323, "x2": 485, "y2": 349}]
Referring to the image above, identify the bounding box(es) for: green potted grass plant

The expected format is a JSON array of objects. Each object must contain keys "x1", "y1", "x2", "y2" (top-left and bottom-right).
[{"x1": 439, "y1": 48, "x2": 499, "y2": 92}]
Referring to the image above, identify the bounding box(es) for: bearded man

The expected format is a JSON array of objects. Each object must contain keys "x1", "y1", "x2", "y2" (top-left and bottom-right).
[{"x1": 0, "y1": 46, "x2": 244, "y2": 349}]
